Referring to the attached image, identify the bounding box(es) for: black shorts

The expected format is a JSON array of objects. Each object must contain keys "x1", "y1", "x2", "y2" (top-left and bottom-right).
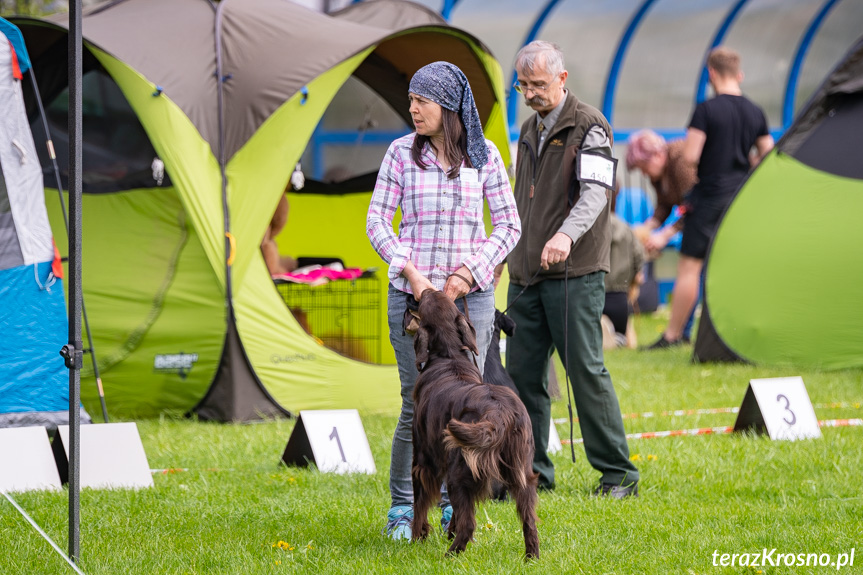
[
  {"x1": 680, "y1": 192, "x2": 735, "y2": 259},
  {"x1": 602, "y1": 291, "x2": 630, "y2": 335}
]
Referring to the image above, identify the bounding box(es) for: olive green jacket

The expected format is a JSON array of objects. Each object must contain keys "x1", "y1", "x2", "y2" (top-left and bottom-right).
[{"x1": 508, "y1": 92, "x2": 614, "y2": 285}]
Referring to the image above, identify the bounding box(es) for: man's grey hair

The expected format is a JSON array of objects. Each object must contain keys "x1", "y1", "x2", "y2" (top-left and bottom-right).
[{"x1": 514, "y1": 41, "x2": 565, "y2": 77}]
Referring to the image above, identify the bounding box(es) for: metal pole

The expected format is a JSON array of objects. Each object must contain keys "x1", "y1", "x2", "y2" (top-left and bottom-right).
[
  {"x1": 29, "y1": 70, "x2": 110, "y2": 424},
  {"x1": 67, "y1": 0, "x2": 83, "y2": 563}
]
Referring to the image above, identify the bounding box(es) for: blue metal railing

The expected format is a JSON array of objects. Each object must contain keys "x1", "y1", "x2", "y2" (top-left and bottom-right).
[
  {"x1": 695, "y1": 0, "x2": 751, "y2": 105},
  {"x1": 783, "y1": 0, "x2": 842, "y2": 129},
  {"x1": 601, "y1": 0, "x2": 659, "y2": 125}
]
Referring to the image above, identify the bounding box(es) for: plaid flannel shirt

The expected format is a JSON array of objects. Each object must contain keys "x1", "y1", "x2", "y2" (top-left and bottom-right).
[{"x1": 367, "y1": 134, "x2": 521, "y2": 294}]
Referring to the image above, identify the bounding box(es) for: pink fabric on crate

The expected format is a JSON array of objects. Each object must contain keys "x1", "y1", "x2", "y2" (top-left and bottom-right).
[{"x1": 275, "y1": 267, "x2": 363, "y2": 285}]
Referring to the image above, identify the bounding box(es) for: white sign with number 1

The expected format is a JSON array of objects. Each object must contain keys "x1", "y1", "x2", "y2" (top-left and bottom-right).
[
  {"x1": 281, "y1": 410, "x2": 376, "y2": 474},
  {"x1": 734, "y1": 377, "x2": 821, "y2": 441}
]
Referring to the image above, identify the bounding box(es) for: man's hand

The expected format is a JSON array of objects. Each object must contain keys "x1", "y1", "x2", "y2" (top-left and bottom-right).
[
  {"x1": 540, "y1": 232, "x2": 573, "y2": 270},
  {"x1": 444, "y1": 266, "x2": 474, "y2": 301}
]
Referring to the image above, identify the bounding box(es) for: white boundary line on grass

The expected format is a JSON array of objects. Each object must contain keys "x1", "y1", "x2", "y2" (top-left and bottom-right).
[
  {"x1": 560, "y1": 418, "x2": 863, "y2": 445},
  {"x1": 552, "y1": 401, "x2": 862, "y2": 425},
  {"x1": 1, "y1": 491, "x2": 87, "y2": 575}
]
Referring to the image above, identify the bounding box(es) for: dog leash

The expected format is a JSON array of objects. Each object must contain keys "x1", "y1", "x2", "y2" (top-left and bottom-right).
[
  {"x1": 457, "y1": 282, "x2": 481, "y2": 371},
  {"x1": 562, "y1": 260, "x2": 576, "y2": 463},
  {"x1": 501, "y1": 265, "x2": 576, "y2": 463},
  {"x1": 446, "y1": 273, "x2": 480, "y2": 371},
  {"x1": 501, "y1": 267, "x2": 542, "y2": 316}
]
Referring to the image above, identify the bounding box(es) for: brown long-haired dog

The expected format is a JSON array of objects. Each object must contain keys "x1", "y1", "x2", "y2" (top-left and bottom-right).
[{"x1": 411, "y1": 290, "x2": 539, "y2": 558}]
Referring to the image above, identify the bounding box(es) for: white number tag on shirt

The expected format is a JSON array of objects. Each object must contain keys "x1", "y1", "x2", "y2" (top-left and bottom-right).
[
  {"x1": 576, "y1": 150, "x2": 617, "y2": 190},
  {"x1": 460, "y1": 168, "x2": 479, "y2": 183}
]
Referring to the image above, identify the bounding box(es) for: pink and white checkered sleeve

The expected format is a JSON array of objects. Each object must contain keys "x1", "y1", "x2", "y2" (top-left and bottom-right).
[
  {"x1": 463, "y1": 142, "x2": 521, "y2": 289},
  {"x1": 367, "y1": 143, "x2": 412, "y2": 282}
]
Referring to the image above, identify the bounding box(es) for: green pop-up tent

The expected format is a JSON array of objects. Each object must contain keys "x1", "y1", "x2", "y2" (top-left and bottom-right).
[
  {"x1": 694, "y1": 35, "x2": 863, "y2": 369},
  {"x1": 14, "y1": 0, "x2": 512, "y2": 420}
]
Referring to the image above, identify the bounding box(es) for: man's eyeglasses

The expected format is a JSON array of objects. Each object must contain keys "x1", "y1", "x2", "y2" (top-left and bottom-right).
[{"x1": 513, "y1": 81, "x2": 551, "y2": 94}]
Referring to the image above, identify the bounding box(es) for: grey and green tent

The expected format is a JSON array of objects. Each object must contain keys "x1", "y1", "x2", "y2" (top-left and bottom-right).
[
  {"x1": 14, "y1": 0, "x2": 512, "y2": 420},
  {"x1": 694, "y1": 35, "x2": 863, "y2": 369}
]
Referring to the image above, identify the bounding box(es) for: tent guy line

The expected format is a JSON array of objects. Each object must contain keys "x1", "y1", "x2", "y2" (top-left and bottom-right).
[{"x1": 1, "y1": 491, "x2": 87, "y2": 575}]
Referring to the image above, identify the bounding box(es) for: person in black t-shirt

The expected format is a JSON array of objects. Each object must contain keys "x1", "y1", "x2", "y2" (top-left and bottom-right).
[{"x1": 645, "y1": 46, "x2": 774, "y2": 349}]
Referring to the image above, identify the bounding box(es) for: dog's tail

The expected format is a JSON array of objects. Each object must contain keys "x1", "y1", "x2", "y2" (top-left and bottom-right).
[{"x1": 443, "y1": 413, "x2": 510, "y2": 485}]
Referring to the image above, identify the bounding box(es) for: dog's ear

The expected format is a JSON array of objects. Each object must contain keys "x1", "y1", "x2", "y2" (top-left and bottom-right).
[
  {"x1": 456, "y1": 313, "x2": 478, "y2": 355},
  {"x1": 414, "y1": 326, "x2": 429, "y2": 370}
]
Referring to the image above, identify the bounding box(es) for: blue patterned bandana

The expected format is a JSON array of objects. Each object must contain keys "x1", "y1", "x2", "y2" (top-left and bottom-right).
[{"x1": 408, "y1": 61, "x2": 489, "y2": 169}]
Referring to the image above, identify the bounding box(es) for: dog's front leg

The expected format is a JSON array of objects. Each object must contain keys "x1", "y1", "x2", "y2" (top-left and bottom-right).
[{"x1": 411, "y1": 453, "x2": 435, "y2": 541}]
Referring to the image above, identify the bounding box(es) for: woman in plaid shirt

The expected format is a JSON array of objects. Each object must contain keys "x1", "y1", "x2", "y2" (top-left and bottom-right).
[{"x1": 367, "y1": 61, "x2": 521, "y2": 541}]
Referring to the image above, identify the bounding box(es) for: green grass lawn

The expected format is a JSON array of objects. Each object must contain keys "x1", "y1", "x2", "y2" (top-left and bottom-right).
[{"x1": 2, "y1": 313, "x2": 861, "y2": 574}]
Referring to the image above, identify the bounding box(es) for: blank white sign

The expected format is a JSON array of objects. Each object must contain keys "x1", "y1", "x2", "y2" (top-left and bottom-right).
[
  {"x1": 0, "y1": 426, "x2": 61, "y2": 492},
  {"x1": 56, "y1": 422, "x2": 154, "y2": 489},
  {"x1": 548, "y1": 418, "x2": 563, "y2": 454}
]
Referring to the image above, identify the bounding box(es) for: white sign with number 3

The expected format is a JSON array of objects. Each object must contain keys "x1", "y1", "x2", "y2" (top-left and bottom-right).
[
  {"x1": 749, "y1": 377, "x2": 821, "y2": 441},
  {"x1": 298, "y1": 410, "x2": 376, "y2": 474}
]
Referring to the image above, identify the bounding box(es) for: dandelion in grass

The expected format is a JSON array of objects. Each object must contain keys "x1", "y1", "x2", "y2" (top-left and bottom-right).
[
  {"x1": 481, "y1": 509, "x2": 497, "y2": 531},
  {"x1": 630, "y1": 453, "x2": 642, "y2": 461},
  {"x1": 648, "y1": 454, "x2": 658, "y2": 461},
  {"x1": 270, "y1": 474, "x2": 297, "y2": 484},
  {"x1": 272, "y1": 540, "x2": 294, "y2": 551}
]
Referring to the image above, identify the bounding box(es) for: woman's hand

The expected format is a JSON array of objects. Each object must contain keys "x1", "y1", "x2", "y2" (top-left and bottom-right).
[
  {"x1": 444, "y1": 266, "x2": 474, "y2": 300},
  {"x1": 402, "y1": 261, "x2": 435, "y2": 300}
]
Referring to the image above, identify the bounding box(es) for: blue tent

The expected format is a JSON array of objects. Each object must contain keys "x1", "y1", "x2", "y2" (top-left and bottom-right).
[{"x1": 0, "y1": 17, "x2": 88, "y2": 429}]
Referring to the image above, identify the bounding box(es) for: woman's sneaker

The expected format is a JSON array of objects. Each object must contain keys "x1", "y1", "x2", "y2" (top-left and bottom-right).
[
  {"x1": 440, "y1": 504, "x2": 453, "y2": 534},
  {"x1": 384, "y1": 505, "x2": 413, "y2": 541}
]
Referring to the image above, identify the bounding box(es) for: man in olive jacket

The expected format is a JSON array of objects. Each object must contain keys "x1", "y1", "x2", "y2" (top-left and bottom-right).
[{"x1": 501, "y1": 40, "x2": 638, "y2": 497}]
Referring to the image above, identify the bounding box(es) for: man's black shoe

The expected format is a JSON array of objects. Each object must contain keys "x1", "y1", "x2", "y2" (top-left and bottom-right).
[
  {"x1": 593, "y1": 482, "x2": 639, "y2": 499},
  {"x1": 537, "y1": 482, "x2": 555, "y2": 493},
  {"x1": 641, "y1": 335, "x2": 683, "y2": 351}
]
